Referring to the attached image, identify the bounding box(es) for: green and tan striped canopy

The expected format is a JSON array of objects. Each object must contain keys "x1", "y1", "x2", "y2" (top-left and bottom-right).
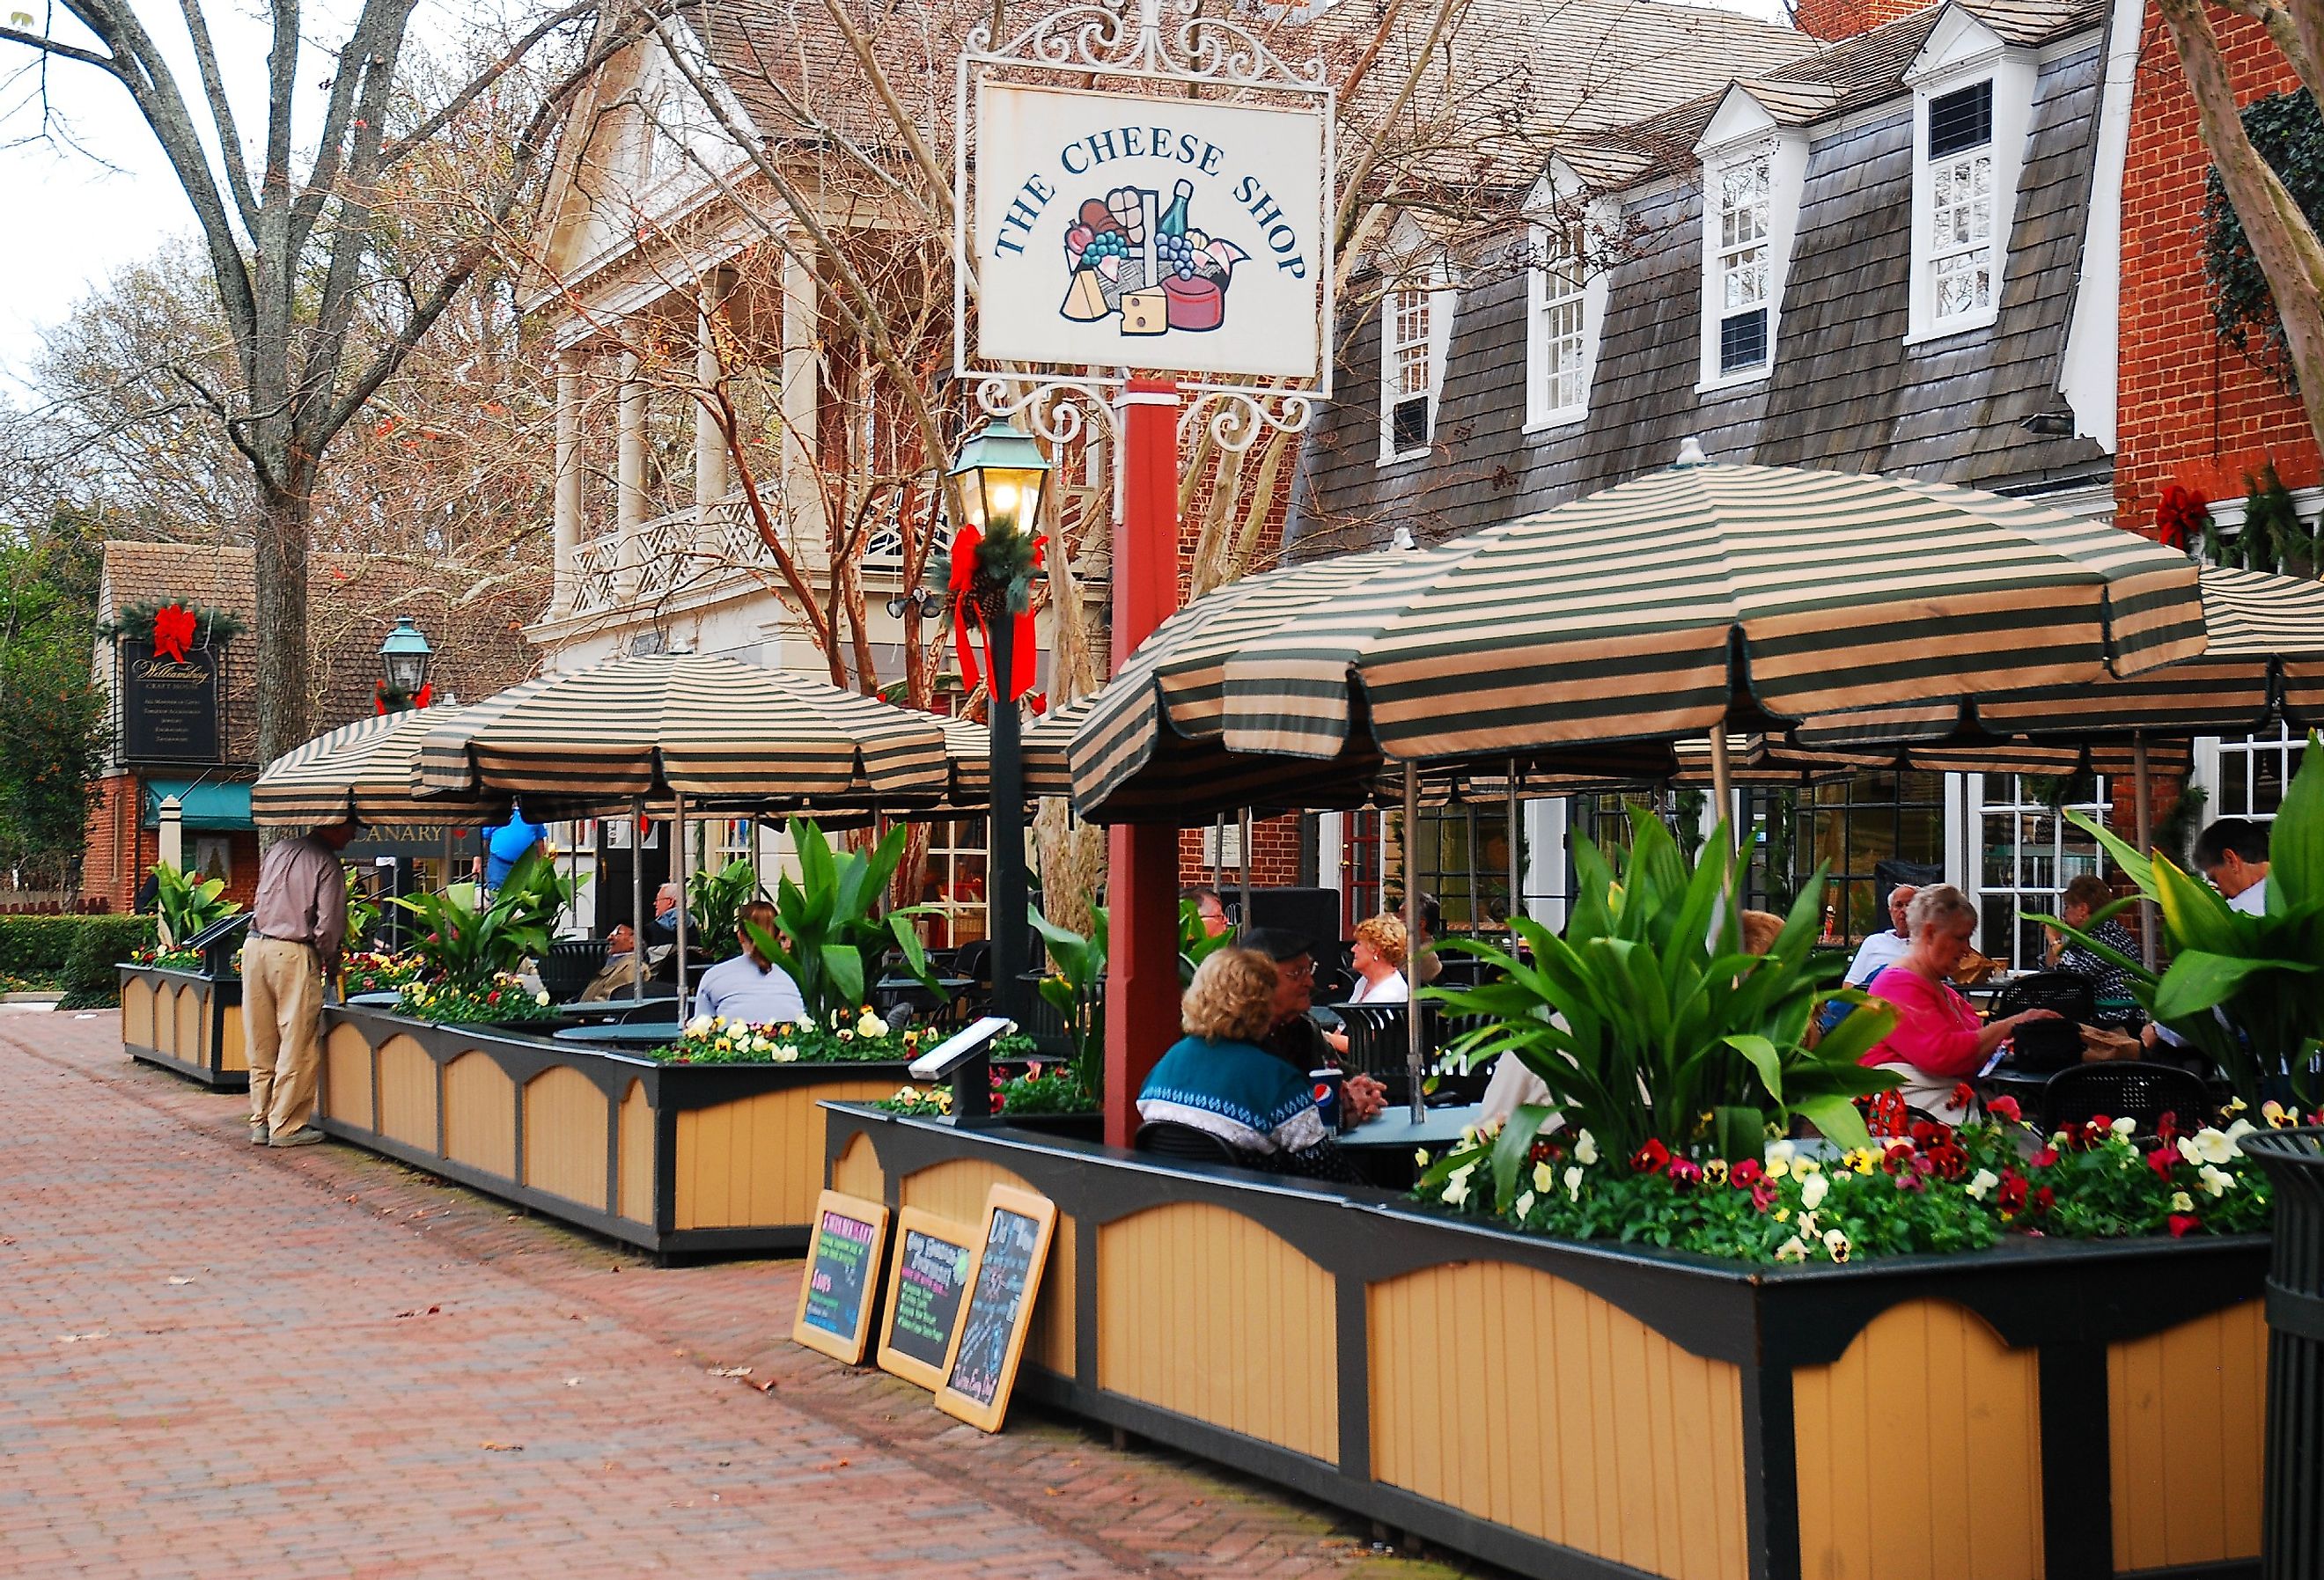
[
  {"x1": 1069, "y1": 465, "x2": 2207, "y2": 819},
  {"x1": 934, "y1": 699, "x2": 1087, "y2": 807},
  {"x1": 415, "y1": 653, "x2": 949, "y2": 813},
  {"x1": 254, "y1": 709, "x2": 507, "y2": 828}
]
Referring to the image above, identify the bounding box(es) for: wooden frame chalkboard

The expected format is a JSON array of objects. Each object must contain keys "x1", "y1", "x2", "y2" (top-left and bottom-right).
[
  {"x1": 791, "y1": 1190, "x2": 891, "y2": 1365},
  {"x1": 936, "y1": 1185, "x2": 1059, "y2": 1433},
  {"x1": 876, "y1": 1208, "x2": 982, "y2": 1391}
]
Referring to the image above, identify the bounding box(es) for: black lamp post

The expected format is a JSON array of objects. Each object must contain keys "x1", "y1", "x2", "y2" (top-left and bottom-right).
[
  {"x1": 378, "y1": 617, "x2": 435, "y2": 710},
  {"x1": 947, "y1": 418, "x2": 1050, "y2": 1113}
]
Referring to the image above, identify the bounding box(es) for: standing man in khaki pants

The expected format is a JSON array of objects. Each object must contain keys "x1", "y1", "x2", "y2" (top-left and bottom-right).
[{"x1": 245, "y1": 819, "x2": 358, "y2": 1146}]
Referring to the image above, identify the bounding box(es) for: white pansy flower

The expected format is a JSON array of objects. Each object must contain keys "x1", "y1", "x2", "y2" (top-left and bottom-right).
[
  {"x1": 1800, "y1": 1173, "x2": 1830, "y2": 1211},
  {"x1": 534, "y1": 989, "x2": 551, "y2": 1007},
  {"x1": 2190, "y1": 1128, "x2": 2239, "y2": 1165},
  {"x1": 1965, "y1": 1169, "x2": 1999, "y2": 1202},
  {"x1": 2177, "y1": 1135, "x2": 2203, "y2": 1166},
  {"x1": 857, "y1": 1010, "x2": 888, "y2": 1039},
  {"x1": 1822, "y1": 1228, "x2": 1851, "y2": 1262},
  {"x1": 1533, "y1": 1160, "x2": 1555, "y2": 1194},
  {"x1": 2223, "y1": 1118, "x2": 2259, "y2": 1153},
  {"x1": 1765, "y1": 1139, "x2": 1797, "y2": 1167},
  {"x1": 1443, "y1": 1163, "x2": 1475, "y2": 1208},
  {"x1": 1563, "y1": 1165, "x2": 1585, "y2": 1202},
  {"x1": 1775, "y1": 1237, "x2": 1808, "y2": 1263},
  {"x1": 687, "y1": 1015, "x2": 713, "y2": 1037},
  {"x1": 1573, "y1": 1130, "x2": 1599, "y2": 1165},
  {"x1": 772, "y1": 1044, "x2": 800, "y2": 1062},
  {"x1": 1513, "y1": 1190, "x2": 1536, "y2": 1219},
  {"x1": 2199, "y1": 1164, "x2": 2235, "y2": 1198},
  {"x1": 2112, "y1": 1115, "x2": 2138, "y2": 1136},
  {"x1": 1798, "y1": 1212, "x2": 1820, "y2": 1238},
  {"x1": 1791, "y1": 1157, "x2": 1821, "y2": 1177},
  {"x1": 2171, "y1": 1190, "x2": 2195, "y2": 1213},
  {"x1": 1415, "y1": 1148, "x2": 1430, "y2": 1170}
]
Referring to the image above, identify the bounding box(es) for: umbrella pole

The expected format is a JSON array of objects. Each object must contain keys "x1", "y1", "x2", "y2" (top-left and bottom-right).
[
  {"x1": 1403, "y1": 761, "x2": 1424, "y2": 1124},
  {"x1": 1239, "y1": 807, "x2": 1254, "y2": 928},
  {"x1": 631, "y1": 798, "x2": 646, "y2": 1003},
  {"x1": 1507, "y1": 758, "x2": 1522, "y2": 951},
  {"x1": 2134, "y1": 731, "x2": 2158, "y2": 971},
  {"x1": 673, "y1": 791, "x2": 691, "y2": 1024},
  {"x1": 1707, "y1": 729, "x2": 1736, "y2": 853},
  {"x1": 440, "y1": 825, "x2": 452, "y2": 896}
]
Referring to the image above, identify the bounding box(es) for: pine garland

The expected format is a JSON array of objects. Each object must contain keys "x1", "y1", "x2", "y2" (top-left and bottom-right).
[{"x1": 95, "y1": 600, "x2": 248, "y2": 646}]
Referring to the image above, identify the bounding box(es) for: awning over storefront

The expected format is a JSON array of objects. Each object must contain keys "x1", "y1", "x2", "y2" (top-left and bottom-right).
[{"x1": 141, "y1": 778, "x2": 254, "y2": 831}]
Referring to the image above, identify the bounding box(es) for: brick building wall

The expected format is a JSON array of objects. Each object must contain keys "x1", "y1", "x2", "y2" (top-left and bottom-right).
[
  {"x1": 1789, "y1": 0, "x2": 1922, "y2": 44},
  {"x1": 2114, "y1": 4, "x2": 2320, "y2": 534},
  {"x1": 81, "y1": 773, "x2": 262, "y2": 915}
]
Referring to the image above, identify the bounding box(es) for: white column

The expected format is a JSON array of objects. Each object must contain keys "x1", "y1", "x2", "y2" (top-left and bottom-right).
[
  {"x1": 156, "y1": 796, "x2": 184, "y2": 875},
  {"x1": 1526, "y1": 799, "x2": 1568, "y2": 930},
  {"x1": 616, "y1": 349, "x2": 645, "y2": 602},
  {"x1": 695, "y1": 280, "x2": 730, "y2": 547},
  {"x1": 552, "y1": 351, "x2": 582, "y2": 614},
  {"x1": 779, "y1": 238, "x2": 824, "y2": 555}
]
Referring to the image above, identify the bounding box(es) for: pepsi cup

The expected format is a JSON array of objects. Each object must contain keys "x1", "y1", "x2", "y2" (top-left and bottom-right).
[{"x1": 1309, "y1": 1069, "x2": 1344, "y2": 1132}]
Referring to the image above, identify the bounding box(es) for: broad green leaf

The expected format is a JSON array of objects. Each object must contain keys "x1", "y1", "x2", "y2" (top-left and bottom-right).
[
  {"x1": 1487, "y1": 1105, "x2": 1556, "y2": 1211},
  {"x1": 1725, "y1": 1033, "x2": 1783, "y2": 1103},
  {"x1": 820, "y1": 943, "x2": 864, "y2": 1010},
  {"x1": 1794, "y1": 1092, "x2": 1872, "y2": 1151},
  {"x1": 2269, "y1": 733, "x2": 2324, "y2": 911},
  {"x1": 2153, "y1": 950, "x2": 2313, "y2": 1019}
]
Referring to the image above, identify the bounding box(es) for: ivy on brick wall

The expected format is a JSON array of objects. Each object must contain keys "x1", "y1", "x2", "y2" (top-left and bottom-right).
[{"x1": 2202, "y1": 90, "x2": 2324, "y2": 389}]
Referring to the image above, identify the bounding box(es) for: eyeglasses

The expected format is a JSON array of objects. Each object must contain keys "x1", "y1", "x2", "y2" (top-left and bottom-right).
[{"x1": 1280, "y1": 959, "x2": 1315, "y2": 982}]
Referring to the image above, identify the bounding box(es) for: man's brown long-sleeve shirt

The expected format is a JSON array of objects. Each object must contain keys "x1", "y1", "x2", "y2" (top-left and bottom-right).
[{"x1": 250, "y1": 834, "x2": 348, "y2": 959}]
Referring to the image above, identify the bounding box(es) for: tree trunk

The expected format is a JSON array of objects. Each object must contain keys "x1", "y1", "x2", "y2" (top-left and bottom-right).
[
  {"x1": 2159, "y1": 0, "x2": 2324, "y2": 456},
  {"x1": 252, "y1": 480, "x2": 313, "y2": 771}
]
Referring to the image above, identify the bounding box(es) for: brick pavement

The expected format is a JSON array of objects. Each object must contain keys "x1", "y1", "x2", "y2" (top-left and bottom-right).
[{"x1": 0, "y1": 1011, "x2": 1487, "y2": 1580}]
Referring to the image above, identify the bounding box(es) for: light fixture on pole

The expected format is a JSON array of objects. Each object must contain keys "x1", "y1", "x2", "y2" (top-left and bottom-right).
[
  {"x1": 948, "y1": 417, "x2": 1051, "y2": 1121},
  {"x1": 377, "y1": 617, "x2": 436, "y2": 712}
]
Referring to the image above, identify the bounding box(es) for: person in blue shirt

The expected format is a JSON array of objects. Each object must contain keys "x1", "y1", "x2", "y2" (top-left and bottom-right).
[
  {"x1": 692, "y1": 900, "x2": 808, "y2": 1025},
  {"x1": 1137, "y1": 947, "x2": 1359, "y2": 1182},
  {"x1": 483, "y1": 808, "x2": 548, "y2": 892}
]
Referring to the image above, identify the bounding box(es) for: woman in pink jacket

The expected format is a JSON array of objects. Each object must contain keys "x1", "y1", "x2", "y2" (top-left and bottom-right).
[{"x1": 1861, "y1": 885, "x2": 2060, "y2": 1124}]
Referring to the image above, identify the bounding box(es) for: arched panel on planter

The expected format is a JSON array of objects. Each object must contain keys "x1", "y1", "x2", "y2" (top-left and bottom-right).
[
  {"x1": 442, "y1": 1051, "x2": 515, "y2": 1178},
  {"x1": 1366, "y1": 1259, "x2": 1747, "y2": 1580},
  {"x1": 615, "y1": 1080, "x2": 653, "y2": 1224},
  {"x1": 173, "y1": 986, "x2": 200, "y2": 1062},
  {"x1": 901, "y1": 1156, "x2": 1075, "y2": 1376},
  {"x1": 523, "y1": 1065, "x2": 609, "y2": 1209},
  {"x1": 1792, "y1": 1299, "x2": 2043, "y2": 1580},
  {"x1": 375, "y1": 1034, "x2": 439, "y2": 1154},
  {"x1": 830, "y1": 1131, "x2": 882, "y2": 1204},
  {"x1": 1097, "y1": 1200, "x2": 1335, "y2": 1463},
  {"x1": 2107, "y1": 1300, "x2": 2265, "y2": 1570},
  {"x1": 673, "y1": 1079, "x2": 898, "y2": 1231},
  {"x1": 121, "y1": 977, "x2": 153, "y2": 1047},
  {"x1": 217, "y1": 1001, "x2": 246, "y2": 1072},
  {"x1": 323, "y1": 1024, "x2": 374, "y2": 1129}
]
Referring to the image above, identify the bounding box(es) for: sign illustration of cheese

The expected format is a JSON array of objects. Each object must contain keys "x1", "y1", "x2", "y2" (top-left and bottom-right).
[
  {"x1": 1121, "y1": 289, "x2": 1167, "y2": 334},
  {"x1": 1059, "y1": 269, "x2": 1108, "y2": 321}
]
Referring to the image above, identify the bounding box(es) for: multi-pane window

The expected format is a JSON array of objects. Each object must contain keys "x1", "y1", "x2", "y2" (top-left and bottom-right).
[
  {"x1": 1748, "y1": 773, "x2": 1945, "y2": 945},
  {"x1": 1927, "y1": 81, "x2": 1997, "y2": 323},
  {"x1": 2213, "y1": 724, "x2": 2307, "y2": 821},
  {"x1": 1714, "y1": 156, "x2": 1771, "y2": 376},
  {"x1": 1538, "y1": 233, "x2": 1589, "y2": 417},
  {"x1": 917, "y1": 816, "x2": 989, "y2": 948},
  {"x1": 1386, "y1": 287, "x2": 1433, "y2": 453},
  {"x1": 1978, "y1": 775, "x2": 2108, "y2": 971}
]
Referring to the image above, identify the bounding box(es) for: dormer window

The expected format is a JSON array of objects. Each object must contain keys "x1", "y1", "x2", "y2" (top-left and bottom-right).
[
  {"x1": 1927, "y1": 82, "x2": 1997, "y2": 322},
  {"x1": 1526, "y1": 218, "x2": 1603, "y2": 429},
  {"x1": 1379, "y1": 268, "x2": 1454, "y2": 464},
  {"x1": 1714, "y1": 156, "x2": 1772, "y2": 377},
  {"x1": 1905, "y1": 11, "x2": 2035, "y2": 344}
]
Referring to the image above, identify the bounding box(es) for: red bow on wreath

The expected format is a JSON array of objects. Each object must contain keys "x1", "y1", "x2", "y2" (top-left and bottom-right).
[
  {"x1": 375, "y1": 680, "x2": 435, "y2": 715},
  {"x1": 2154, "y1": 485, "x2": 2210, "y2": 552},
  {"x1": 152, "y1": 604, "x2": 197, "y2": 663},
  {"x1": 947, "y1": 524, "x2": 1045, "y2": 703}
]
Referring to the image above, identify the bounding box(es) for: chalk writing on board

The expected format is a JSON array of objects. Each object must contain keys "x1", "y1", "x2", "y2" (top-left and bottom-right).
[
  {"x1": 887, "y1": 1227, "x2": 973, "y2": 1370},
  {"x1": 801, "y1": 1209, "x2": 879, "y2": 1338},
  {"x1": 946, "y1": 1208, "x2": 1041, "y2": 1407}
]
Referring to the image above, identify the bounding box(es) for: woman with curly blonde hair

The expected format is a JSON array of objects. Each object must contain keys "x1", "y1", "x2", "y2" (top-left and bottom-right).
[{"x1": 1138, "y1": 949, "x2": 1358, "y2": 1180}]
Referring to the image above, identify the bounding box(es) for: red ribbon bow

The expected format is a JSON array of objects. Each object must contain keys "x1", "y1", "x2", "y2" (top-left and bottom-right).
[
  {"x1": 152, "y1": 604, "x2": 196, "y2": 663},
  {"x1": 947, "y1": 525, "x2": 1044, "y2": 702}
]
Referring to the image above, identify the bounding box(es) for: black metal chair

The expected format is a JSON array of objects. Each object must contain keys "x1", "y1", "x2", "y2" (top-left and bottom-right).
[
  {"x1": 1996, "y1": 971, "x2": 2100, "y2": 1072},
  {"x1": 538, "y1": 937, "x2": 608, "y2": 1003},
  {"x1": 1132, "y1": 1121, "x2": 1244, "y2": 1165},
  {"x1": 2041, "y1": 1061, "x2": 2214, "y2": 1138}
]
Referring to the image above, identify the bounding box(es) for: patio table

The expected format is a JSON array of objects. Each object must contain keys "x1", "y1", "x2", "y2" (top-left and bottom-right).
[
  {"x1": 555, "y1": 996, "x2": 679, "y2": 1023},
  {"x1": 550, "y1": 1021, "x2": 685, "y2": 1047},
  {"x1": 1336, "y1": 1100, "x2": 1485, "y2": 1189}
]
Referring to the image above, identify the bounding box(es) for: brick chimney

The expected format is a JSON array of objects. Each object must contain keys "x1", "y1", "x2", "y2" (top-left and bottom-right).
[{"x1": 1789, "y1": 0, "x2": 1926, "y2": 42}]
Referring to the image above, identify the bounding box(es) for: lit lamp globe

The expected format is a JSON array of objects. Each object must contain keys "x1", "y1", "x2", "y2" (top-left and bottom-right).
[{"x1": 947, "y1": 417, "x2": 1052, "y2": 606}]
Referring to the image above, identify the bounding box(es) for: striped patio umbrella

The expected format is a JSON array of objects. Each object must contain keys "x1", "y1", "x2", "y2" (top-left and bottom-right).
[
  {"x1": 1071, "y1": 463, "x2": 2209, "y2": 819},
  {"x1": 934, "y1": 698, "x2": 1086, "y2": 807},
  {"x1": 254, "y1": 709, "x2": 506, "y2": 828},
  {"x1": 415, "y1": 653, "x2": 950, "y2": 813}
]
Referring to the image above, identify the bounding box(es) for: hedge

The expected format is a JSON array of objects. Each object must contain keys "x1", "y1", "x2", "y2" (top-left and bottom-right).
[{"x1": 0, "y1": 915, "x2": 159, "y2": 1007}]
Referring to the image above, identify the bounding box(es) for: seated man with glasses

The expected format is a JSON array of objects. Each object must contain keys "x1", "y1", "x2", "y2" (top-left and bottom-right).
[{"x1": 1241, "y1": 927, "x2": 1387, "y2": 1125}]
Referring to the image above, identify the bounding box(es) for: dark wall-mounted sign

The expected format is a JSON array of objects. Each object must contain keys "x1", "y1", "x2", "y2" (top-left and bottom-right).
[{"x1": 120, "y1": 640, "x2": 221, "y2": 763}]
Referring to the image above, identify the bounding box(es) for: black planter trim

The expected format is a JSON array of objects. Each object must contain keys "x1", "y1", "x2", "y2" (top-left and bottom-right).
[{"x1": 117, "y1": 965, "x2": 247, "y2": 1091}]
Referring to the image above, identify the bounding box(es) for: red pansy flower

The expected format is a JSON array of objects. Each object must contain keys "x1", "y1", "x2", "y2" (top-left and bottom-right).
[
  {"x1": 1729, "y1": 1157, "x2": 1763, "y2": 1187},
  {"x1": 1987, "y1": 1096, "x2": 2021, "y2": 1125},
  {"x1": 1629, "y1": 1138, "x2": 1671, "y2": 1175},
  {"x1": 2168, "y1": 1214, "x2": 2201, "y2": 1238}
]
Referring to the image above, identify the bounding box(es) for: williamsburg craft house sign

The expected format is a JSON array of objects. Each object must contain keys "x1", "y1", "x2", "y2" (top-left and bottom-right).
[{"x1": 970, "y1": 82, "x2": 1327, "y2": 382}]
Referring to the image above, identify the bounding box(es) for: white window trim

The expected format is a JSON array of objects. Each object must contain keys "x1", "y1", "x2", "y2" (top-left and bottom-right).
[
  {"x1": 1377, "y1": 263, "x2": 1457, "y2": 466},
  {"x1": 1903, "y1": 13, "x2": 2038, "y2": 346},
  {"x1": 1522, "y1": 202, "x2": 1611, "y2": 433},
  {"x1": 1694, "y1": 95, "x2": 1808, "y2": 395}
]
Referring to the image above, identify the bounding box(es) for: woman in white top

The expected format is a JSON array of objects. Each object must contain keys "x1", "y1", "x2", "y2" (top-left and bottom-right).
[
  {"x1": 692, "y1": 900, "x2": 807, "y2": 1025},
  {"x1": 1325, "y1": 913, "x2": 1408, "y2": 1056}
]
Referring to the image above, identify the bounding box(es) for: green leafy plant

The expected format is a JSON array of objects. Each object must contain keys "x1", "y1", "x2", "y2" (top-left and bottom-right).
[
  {"x1": 2202, "y1": 89, "x2": 2324, "y2": 392},
  {"x1": 392, "y1": 850, "x2": 575, "y2": 989},
  {"x1": 1177, "y1": 898, "x2": 1237, "y2": 985},
  {"x1": 688, "y1": 858, "x2": 762, "y2": 961},
  {"x1": 740, "y1": 819, "x2": 940, "y2": 1023},
  {"x1": 151, "y1": 860, "x2": 240, "y2": 947},
  {"x1": 344, "y1": 869, "x2": 381, "y2": 953},
  {"x1": 2042, "y1": 735, "x2": 2324, "y2": 1108},
  {"x1": 1030, "y1": 903, "x2": 1107, "y2": 1098},
  {"x1": 652, "y1": 1003, "x2": 938, "y2": 1064},
  {"x1": 396, "y1": 974, "x2": 558, "y2": 1025},
  {"x1": 1423, "y1": 805, "x2": 1896, "y2": 1181}
]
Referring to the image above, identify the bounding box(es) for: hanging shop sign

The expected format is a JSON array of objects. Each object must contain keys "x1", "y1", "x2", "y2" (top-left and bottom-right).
[
  {"x1": 121, "y1": 638, "x2": 221, "y2": 763},
  {"x1": 969, "y1": 83, "x2": 1327, "y2": 383}
]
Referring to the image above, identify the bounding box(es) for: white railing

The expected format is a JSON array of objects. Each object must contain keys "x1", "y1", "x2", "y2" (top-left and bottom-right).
[{"x1": 562, "y1": 492, "x2": 791, "y2": 618}]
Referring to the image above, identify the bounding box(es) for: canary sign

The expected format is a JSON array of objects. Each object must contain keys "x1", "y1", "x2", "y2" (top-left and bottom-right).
[{"x1": 972, "y1": 82, "x2": 1326, "y2": 381}]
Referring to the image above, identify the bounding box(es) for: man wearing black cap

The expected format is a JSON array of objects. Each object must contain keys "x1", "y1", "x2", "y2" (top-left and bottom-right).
[{"x1": 1242, "y1": 927, "x2": 1387, "y2": 1124}]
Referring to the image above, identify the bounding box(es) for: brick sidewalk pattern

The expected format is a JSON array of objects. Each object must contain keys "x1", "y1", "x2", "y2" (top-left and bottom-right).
[{"x1": 0, "y1": 1011, "x2": 1484, "y2": 1579}]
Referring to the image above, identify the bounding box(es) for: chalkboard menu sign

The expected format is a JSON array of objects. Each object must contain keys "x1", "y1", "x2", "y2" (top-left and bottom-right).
[
  {"x1": 876, "y1": 1209, "x2": 980, "y2": 1391},
  {"x1": 791, "y1": 1191, "x2": 890, "y2": 1365},
  {"x1": 120, "y1": 640, "x2": 221, "y2": 763},
  {"x1": 938, "y1": 1185, "x2": 1059, "y2": 1433}
]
